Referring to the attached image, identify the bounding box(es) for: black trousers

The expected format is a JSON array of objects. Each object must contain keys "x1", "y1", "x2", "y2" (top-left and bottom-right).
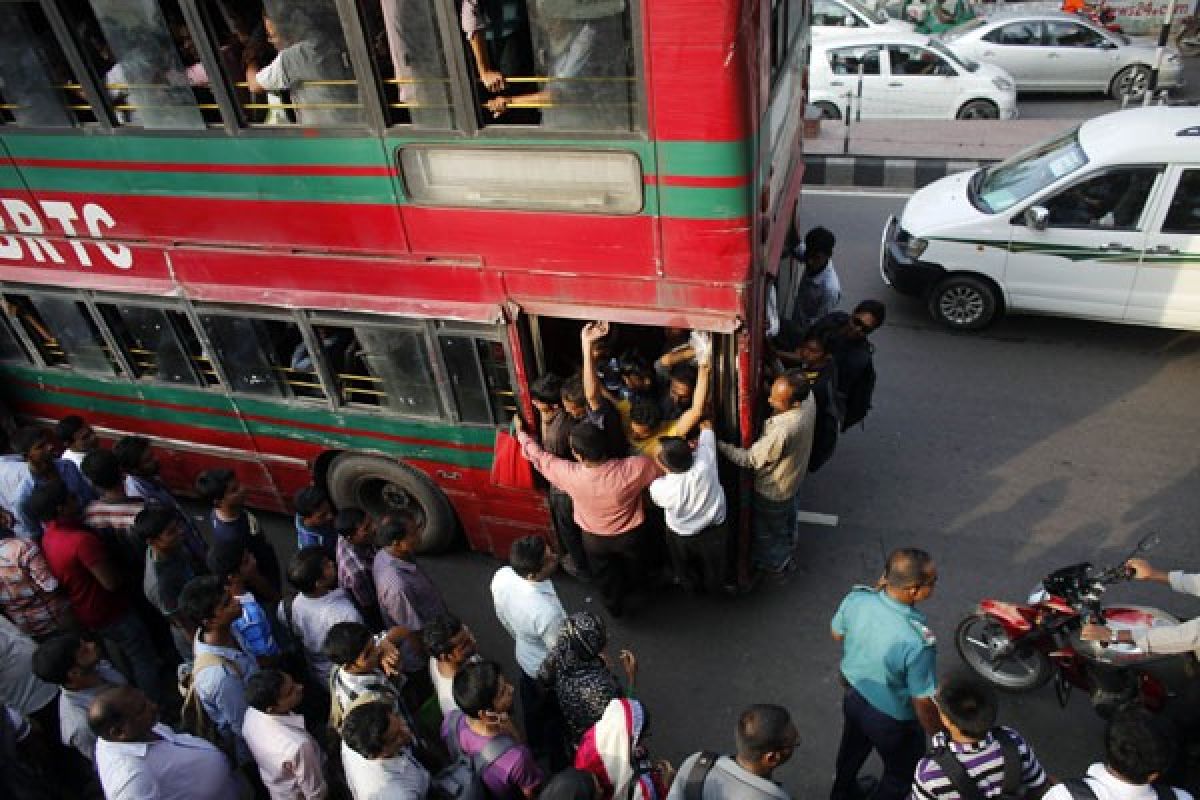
[
  {"x1": 518, "y1": 671, "x2": 568, "y2": 771},
  {"x1": 582, "y1": 524, "x2": 648, "y2": 615},
  {"x1": 830, "y1": 687, "x2": 926, "y2": 800},
  {"x1": 548, "y1": 489, "x2": 589, "y2": 575},
  {"x1": 666, "y1": 519, "x2": 729, "y2": 593}
]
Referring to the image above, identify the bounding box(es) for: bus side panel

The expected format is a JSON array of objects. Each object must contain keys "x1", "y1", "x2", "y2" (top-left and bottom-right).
[{"x1": 399, "y1": 207, "x2": 658, "y2": 277}]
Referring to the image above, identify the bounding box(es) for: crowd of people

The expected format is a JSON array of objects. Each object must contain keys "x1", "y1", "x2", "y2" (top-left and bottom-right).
[{"x1": 0, "y1": 219, "x2": 1196, "y2": 800}]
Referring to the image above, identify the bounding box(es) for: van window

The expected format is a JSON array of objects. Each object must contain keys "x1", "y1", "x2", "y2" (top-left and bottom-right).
[
  {"x1": 829, "y1": 46, "x2": 881, "y2": 76},
  {"x1": 1043, "y1": 168, "x2": 1162, "y2": 230},
  {"x1": 971, "y1": 126, "x2": 1088, "y2": 213},
  {"x1": 1163, "y1": 170, "x2": 1200, "y2": 234}
]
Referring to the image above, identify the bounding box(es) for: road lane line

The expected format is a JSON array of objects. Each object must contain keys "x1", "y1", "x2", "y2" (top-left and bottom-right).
[
  {"x1": 796, "y1": 510, "x2": 840, "y2": 526},
  {"x1": 805, "y1": 187, "x2": 914, "y2": 199}
]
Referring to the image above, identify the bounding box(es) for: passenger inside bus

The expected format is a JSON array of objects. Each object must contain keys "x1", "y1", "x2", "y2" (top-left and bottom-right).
[
  {"x1": 485, "y1": 0, "x2": 633, "y2": 129},
  {"x1": 461, "y1": 0, "x2": 540, "y2": 124}
]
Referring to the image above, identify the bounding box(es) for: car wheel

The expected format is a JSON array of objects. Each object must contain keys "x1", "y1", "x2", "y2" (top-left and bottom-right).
[
  {"x1": 814, "y1": 101, "x2": 842, "y2": 121},
  {"x1": 928, "y1": 274, "x2": 999, "y2": 330},
  {"x1": 326, "y1": 454, "x2": 458, "y2": 552},
  {"x1": 1110, "y1": 65, "x2": 1151, "y2": 101},
  {"x1": 956, "y1": 99, "x2": 999, "y2": 120}
]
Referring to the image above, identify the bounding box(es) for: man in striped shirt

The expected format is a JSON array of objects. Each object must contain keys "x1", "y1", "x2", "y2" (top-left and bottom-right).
[{"x1": 912, "y1": 673, "x2": 1049, "y2": 800}]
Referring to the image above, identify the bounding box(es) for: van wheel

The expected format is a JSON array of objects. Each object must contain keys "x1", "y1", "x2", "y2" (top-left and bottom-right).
[
  {"x1": 326, "y1": 455, "x2": 457, "y2": 553},
  {"x1": 929, "y1": 275, "x2": 999, "y2": 330},
  {"x1": 956, "y1": 100, "x2": 998, "y2": 120},
  {"x1": 1110, "y1": 65, "x2": 1150, "y2": 101},
  {"x1": 815, "y1": 101, "x2": 842, "y2": 121}
]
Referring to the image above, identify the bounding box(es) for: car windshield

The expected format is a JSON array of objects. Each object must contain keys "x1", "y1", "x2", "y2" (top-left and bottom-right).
[
  {"x1": 930, "y1": 39, "x2": 977, "y2": 71},
  {"x1": 939, "y1": 17, "x2": 988, "y2": 41},
  {"x1": 970, "y1": 126, "x2": 1090, "y2": 214},
  {"x1": 841, "y1": 0, "x2": 885, "y2": 24}
]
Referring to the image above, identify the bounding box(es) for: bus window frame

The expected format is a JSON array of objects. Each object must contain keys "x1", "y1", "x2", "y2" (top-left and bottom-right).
[
  {"x1": 304, "y1": 311, "x2": 449, "y2": 422},
  {"x1": 192, "y1": 304, "x2": 333, "y2": 406},
  {"x1": 0, "y1": 285, "x2": 127, "y2": 376},
  {"x1": 432, "y1": 319, "x2": 519, "y2": 427},
  {"x1": 92, "y1": 295, "x2": 213, "y2": 389}
]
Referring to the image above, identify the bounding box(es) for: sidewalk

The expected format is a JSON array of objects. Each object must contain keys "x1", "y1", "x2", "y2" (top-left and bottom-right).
[{"x1": 803, "y1": 118, "x2": 1076, "y2": 188}]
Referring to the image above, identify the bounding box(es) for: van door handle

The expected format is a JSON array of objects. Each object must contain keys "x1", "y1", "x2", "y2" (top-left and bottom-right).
[
  {"x1": 982, "y1": 50, "x2": 995, "y2": 57},
  {"x1": 1104, "y1": 242, "x2": 1135, "y2": 252},
  {"x1": 831, "y1": 81, "x2": 845, "y2": 87},
  {"x1": 1149, "y1": 245, "x2": 1180, "y2": 254},
  {"x1": 888, "y1": 81, "x2": 904, "y2": 87}
]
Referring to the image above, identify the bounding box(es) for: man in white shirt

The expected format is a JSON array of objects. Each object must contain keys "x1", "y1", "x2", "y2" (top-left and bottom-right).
[
  {"x1": 491, "y1": 535, "x2": 567, "y2": 768},
  {"x1": 341, "y1": 701, "x2": 430, "y2": 800},
  {"x1": 243, "y1": 669, "x2": 327, "y2": 800},
  {"x1": 90, "y1": 685, "x2": 240, "y2": 800},
  {"x1": 281, "y1": 546, "x2": 364, "y2": 686},
  {"x1": 0, "y1": 616, "x2": 60, "y2": 734},
  {"x1": 1042, "y1": 707, "x2": 1191, "y2": 800},
  {"x1": 649, "y1": 423, "x2": 729, "y2": 594},
  {"x1": 31, "y1": 632, "x2": 127, "y2": 762}
]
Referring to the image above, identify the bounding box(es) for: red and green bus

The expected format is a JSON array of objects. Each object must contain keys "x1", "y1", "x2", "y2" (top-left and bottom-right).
[{"x1": 0, "y1": 0, "x2": 808, "y2": 572}]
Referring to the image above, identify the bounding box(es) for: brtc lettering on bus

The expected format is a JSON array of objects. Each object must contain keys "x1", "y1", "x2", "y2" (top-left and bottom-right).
[{"x1": 0, "y1": 197, "x2": 133, "y2": 270}]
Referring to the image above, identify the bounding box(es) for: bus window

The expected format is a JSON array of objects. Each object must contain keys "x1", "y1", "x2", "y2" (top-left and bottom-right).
[
  {"x1": 96, "y1": 304, "x2": 204, "y2": 386},
  {"x1": 0, "y1": 3, "x2": 94, "y2": 127},
  {"x1": 199, "y1": 313, "x2": 325, "y2": 399},
  {"x1": 358, "y1": 0, "x2": 454, "y2": 128},
  {"x1": 0, "y1": 314, "x2": 30, "y2": 364},
  {"x1": 457, "y1": 0, "x2": 539, "y2": 126},
  {"x1": 488, "y1": 0, "x2": 634, "y2": 131},
  {"x1": 438, "y1": 332, "x2": 514, "y2": 425},
  {"x1": 20, "y1": 294, "x2": 120, "y2": 375},
  {"x1": 64, "y1": 0, "x2": 213, "y2": 129},
  {"x1": 320, "y1": 324, "x2": 441, "y2": 417},
  {"x1": 203, "y1": 0, "x2": 365, "y2": 127}
]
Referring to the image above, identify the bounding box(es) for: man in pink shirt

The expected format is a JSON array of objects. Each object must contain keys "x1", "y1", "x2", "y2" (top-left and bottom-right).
[{"x1": 515, "y1": 416, "x2": 660, "y2": 618}]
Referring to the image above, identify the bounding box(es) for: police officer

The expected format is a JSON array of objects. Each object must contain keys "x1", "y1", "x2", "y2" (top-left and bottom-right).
[{"x1": 830, "y1": 548, "x2": 942, "y2": 800}]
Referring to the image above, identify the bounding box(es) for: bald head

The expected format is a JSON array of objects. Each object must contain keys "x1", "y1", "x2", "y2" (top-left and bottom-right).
[
  {"x1": 883, "y1": 548, "x2": 934, "y2": 589},
  {"x1": 89, "y1": 686, "x2": 158, "y2": 742}
]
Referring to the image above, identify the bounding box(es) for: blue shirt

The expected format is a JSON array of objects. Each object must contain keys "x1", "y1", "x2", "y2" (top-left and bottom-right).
[
  {"x1": 231, "y1": 593, "x2": 280, "y2": 658},
  {"x1": 831, "y1": 586, "x2": 937, "y2": 721},
  {"x1": 12, "y1": 458, "x2": 97, "y2": 538},
  {"x1": 191, "y1": 637, "x2": 259, "y2": 765},
  {"x1": 295, "y1": 515, "x2": 336, "y2": 557}
]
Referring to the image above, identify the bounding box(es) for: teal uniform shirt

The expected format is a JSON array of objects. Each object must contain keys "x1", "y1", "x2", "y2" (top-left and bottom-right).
[{"x1": 831, "y1": 586, "x2": 937, "y2": 721}]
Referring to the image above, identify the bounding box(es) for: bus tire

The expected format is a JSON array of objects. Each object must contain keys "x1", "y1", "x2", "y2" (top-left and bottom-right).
[{"x1": 326, "y1": 455, "x2": 458, "y2": 553}]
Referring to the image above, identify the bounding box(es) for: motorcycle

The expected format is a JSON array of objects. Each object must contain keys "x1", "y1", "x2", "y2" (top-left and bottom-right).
[
  {"x1": 955, "y1": 534, "x2": 1200, "y2": 722},
  {"x1": 1178, "y1": 16, "x2": 1200, "y2": 58}
]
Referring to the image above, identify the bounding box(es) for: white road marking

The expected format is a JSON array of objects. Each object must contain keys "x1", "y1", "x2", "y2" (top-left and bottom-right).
[
  {"x1": 796, "y1": 510, "x2": 840, "y2": 526},
  {"x1": 804, "y1": 187, "x2": 914, "y2": 199}
]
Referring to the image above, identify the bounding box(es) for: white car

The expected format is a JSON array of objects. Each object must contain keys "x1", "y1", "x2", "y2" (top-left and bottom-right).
[
  {"x1": 812, "y1": 0, "x2": 914, "y2": 39},
  {"x1": 940, "y1": 12, "x2": 1185, "y2": 101},
  {"x1": 880, "y1": 106, "x2": 1200, "y2": 330},
  {"x1": 809, "y1": 33, "x2": 1018, "y2": 120}
]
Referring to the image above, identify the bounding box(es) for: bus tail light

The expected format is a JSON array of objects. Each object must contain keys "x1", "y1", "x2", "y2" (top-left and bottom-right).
[{"x1": 399, "y1": 147, "x2": 643, "y2": 214}]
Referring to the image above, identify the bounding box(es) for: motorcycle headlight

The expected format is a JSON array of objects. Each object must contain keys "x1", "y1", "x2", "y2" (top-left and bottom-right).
[
  {"x1": 992, "y1": 77, "x2": 1014, "y2": 91},
  {"x1": 905, "y1": 237, "x2": 929, "y2": 260}
]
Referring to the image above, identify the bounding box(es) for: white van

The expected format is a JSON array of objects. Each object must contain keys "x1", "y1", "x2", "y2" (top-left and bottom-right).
[{"x1": 880, "y1": 106, "x2": 1200, "y2": 330}]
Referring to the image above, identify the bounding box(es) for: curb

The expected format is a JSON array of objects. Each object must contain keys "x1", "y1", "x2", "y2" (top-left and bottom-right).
[{"x1": 804, "y1": 154, "x2": 998, "y2": 189}]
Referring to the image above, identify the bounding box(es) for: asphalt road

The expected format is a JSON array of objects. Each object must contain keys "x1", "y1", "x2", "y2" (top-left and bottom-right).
[
  {"x1": 243, "y1": 191, "x2": 1200, "y2": 798},
  {"x1": 1017, "y1": 51, "x2": 1200, "y2": 119}
]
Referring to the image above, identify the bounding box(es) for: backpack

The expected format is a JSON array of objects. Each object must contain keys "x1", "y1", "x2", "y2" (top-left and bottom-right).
[
  {"x1": 177, "y1": 651, "x2": 241, "y2": 757},
  {"x1": 328, "y1": 665, "x2": 401, "y2": 732},
  {"x1": 683, "y1": 751, "x2": 719, "y2": 800},
  {"x1": 1063, "y1": 778, "x2": 1176, "y2": 800},
  {"x1": 929, "y1": 727, "x2": 1022, "y2": 800},
  {"x1": 431, "y1": 710, "x2": 518, "y2": 800}
]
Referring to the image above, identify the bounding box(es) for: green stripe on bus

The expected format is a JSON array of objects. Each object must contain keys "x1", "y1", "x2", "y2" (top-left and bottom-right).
[
  {"x1": 2, "y1": 366, "x2": 497, "y2": 468},
  {"x1": 659, "y1": 185, "x2": 752, "y2": 219},
  {"x1": 14, "y1": 168, "x2": 396, "y2": 204},
  {"x1": 657, "y1": 140, "x2": 752, "y2": 177},
  {"x1": 2, "y1": 135, "x2": 388, "y2": 166}
]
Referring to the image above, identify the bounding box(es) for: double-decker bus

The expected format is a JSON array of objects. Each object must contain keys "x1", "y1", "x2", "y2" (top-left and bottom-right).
[{"x1": 0, "y1": 0, "x2": 808, "y2": 574}]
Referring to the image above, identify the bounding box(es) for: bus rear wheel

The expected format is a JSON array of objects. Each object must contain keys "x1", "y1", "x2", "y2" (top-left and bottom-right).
[{"x1": 326, "y1": 455, "x2": 457, "y2": 553}]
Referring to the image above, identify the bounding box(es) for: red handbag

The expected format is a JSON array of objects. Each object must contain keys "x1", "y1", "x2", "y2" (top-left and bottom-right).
[{"x1": 490, "y1": 429, "x2": 535, "y2": 490}]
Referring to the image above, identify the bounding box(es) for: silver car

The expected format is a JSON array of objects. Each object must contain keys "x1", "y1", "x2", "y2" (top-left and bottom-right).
[{"x1": 940, "y1": 11, "x2": 1184, "y2": 101}]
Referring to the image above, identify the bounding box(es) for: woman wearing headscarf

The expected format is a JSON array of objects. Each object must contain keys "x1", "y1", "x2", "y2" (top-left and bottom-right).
[
  {"x1": 537, "y1": 611, "x2": 636, "y2": 745},
  {"x1": 574, "y1": 697, "x2": 672, "y2": 800}
]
